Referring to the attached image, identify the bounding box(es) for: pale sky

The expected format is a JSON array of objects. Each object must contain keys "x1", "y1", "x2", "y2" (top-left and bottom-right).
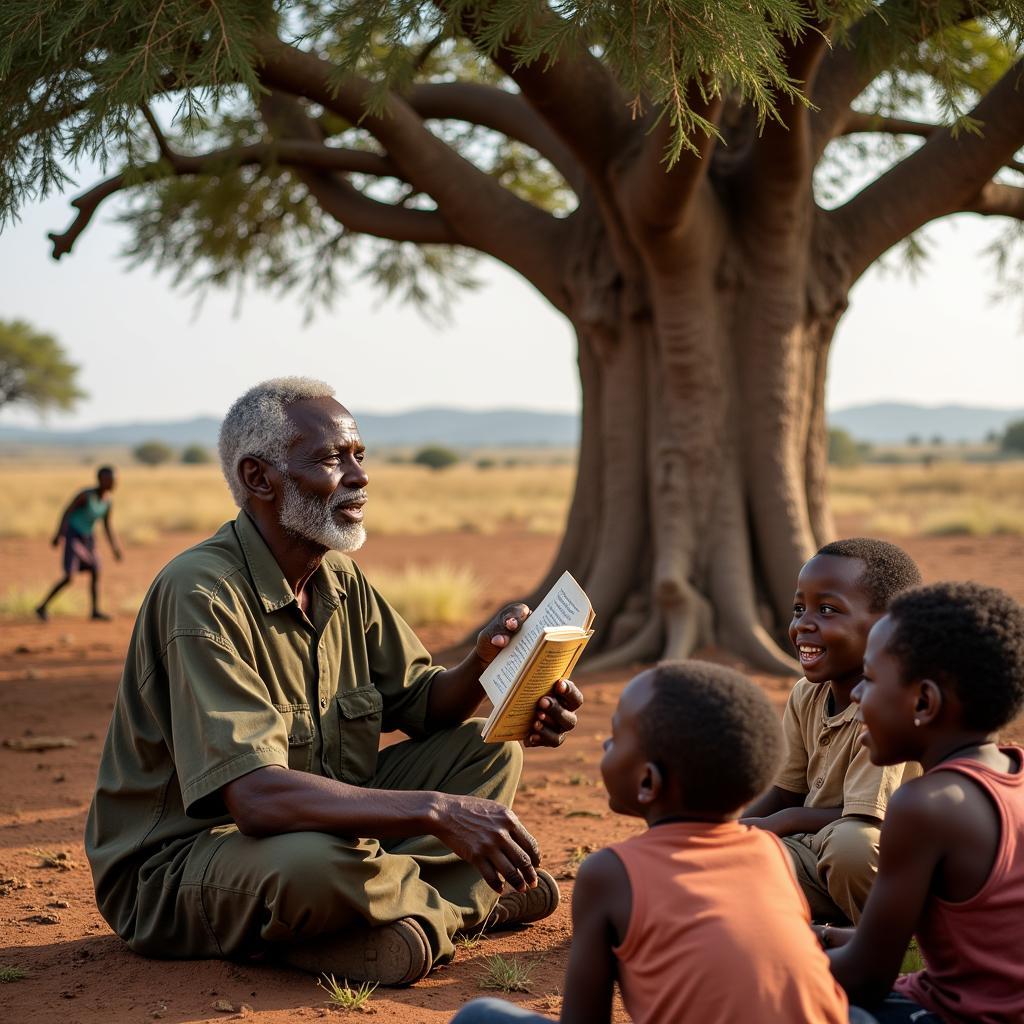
[{"x1": 1, "y1": 177, "x2": 1022, "y2": 430}]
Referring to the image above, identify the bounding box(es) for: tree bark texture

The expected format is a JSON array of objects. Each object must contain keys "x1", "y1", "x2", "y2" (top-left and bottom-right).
[{"x1": 526, "y1": 184, "x2": 840, "y2": 674}]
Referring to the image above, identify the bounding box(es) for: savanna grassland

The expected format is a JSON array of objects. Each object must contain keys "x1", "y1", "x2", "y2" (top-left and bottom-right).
[{"x1": 1, "y1": 455, "x2": 1023, "y2": 1023}]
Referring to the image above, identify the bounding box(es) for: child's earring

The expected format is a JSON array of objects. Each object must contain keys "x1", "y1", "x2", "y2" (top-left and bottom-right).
[{"x1": 913, "y1": 717, "x2": 921, "y2": 727}]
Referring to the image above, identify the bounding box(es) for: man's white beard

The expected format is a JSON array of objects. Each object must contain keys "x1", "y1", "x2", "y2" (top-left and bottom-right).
[{"x1": 278, "y1": 476, "x2": 366, "y2": 553}]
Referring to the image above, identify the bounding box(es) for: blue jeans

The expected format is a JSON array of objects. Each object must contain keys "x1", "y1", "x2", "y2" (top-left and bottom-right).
[
  {"x1": 866, "y1": 993, "x2": 942, "y2": 1024},
  {"x1": 451, "y1": 996, "x2": 882, "y2": 1023}
]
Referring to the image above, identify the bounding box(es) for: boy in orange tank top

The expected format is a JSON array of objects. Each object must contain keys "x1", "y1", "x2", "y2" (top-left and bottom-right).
[
  {"x1": 822, "y1": 582, "x2": 1024, "y2": 1024},
  {"x1": 453, "y1": 662, "x2": 869, "y2": 1024}
]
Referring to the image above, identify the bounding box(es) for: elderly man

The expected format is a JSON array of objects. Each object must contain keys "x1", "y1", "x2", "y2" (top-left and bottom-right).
[{"x1": 85, "y1": 378, "x2": 582, "y2": 986}]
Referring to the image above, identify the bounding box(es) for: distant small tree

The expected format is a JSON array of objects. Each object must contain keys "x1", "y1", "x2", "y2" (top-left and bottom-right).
[
  {"x1": 828, "y1": 428, "x2": 870, "y2": 468},
  {"x1": 133, "y1": 440, "x2": 174, "y2": 466},
  {"x1": 413, "y1": 445, "x2": 459, "y2": 471},
  {"x1": 985, "y1": 429, "x2": 1000, "y2": 444},
  {"x1": 0, "y1": 319, "x2": 85, "y2": 414},
  {"x1": 930, "y1": 434, "x2": 945, "y2": 446},
  {"x1": 1002, "y1": 419, "x2": 1024, "y2": 454},
  {"x1": 181, "y1": 443, "x2": 212, "y2": 464},
  {"x1": 907, "y1": 434, "x2": 922, "y2": 447}
]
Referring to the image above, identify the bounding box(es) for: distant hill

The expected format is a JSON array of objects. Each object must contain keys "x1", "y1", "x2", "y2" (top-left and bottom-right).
[
  {"x1": 827, "y1": 403, "x2": 1024, "y2": 444},
  {"x1": 3, "y1": 402, "x2": 1019, "y2": 450},
  {"x1": 0, "y1": 407, "x2": 580, "y2": 449}
]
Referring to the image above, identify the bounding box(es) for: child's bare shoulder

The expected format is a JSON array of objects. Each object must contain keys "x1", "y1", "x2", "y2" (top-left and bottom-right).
[
  {"x1": 575, "y1": 847, "x2": 629, "y2": 895},
  {"x1": 886, "y1": 771, "x2": 982, "y2": 835}
]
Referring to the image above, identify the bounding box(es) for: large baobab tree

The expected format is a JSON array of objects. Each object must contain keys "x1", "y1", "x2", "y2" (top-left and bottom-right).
[{"x1": 3, "y1": 2, "x2": 1023, "y2": 671}]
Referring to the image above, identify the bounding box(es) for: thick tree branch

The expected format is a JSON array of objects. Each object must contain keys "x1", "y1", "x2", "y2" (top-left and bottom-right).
[
  {"x1": 810, "y1": 0, "x2": 971, "y2": 159},
  {"x1": 254, "y1": 34, "x2": 568, "y2": 307},
  {"x1": 619, "y1": 82, "x2": 723, "y2": 236},
  {"x1": 404, "y1": 81, "x2": 583, "y2": 191},
  {"x1": 834, "y1": 59, "x2": 1024, "y2": 282},
  {"x1": 454, "y1": 8, "x2": 634, "y2": 188},
  {"x1": 46, "y1": 142, "x2": 435, "y2": 259},
  {"x1": 842, "y1": 111, "x2": 1024, "y2": 175},
  {"x1": 965, "y1": 180, "x2": 1024, "y2": 220},
  {"x1": 753, "y1": 21, "x2": 833, "y2": 184}
]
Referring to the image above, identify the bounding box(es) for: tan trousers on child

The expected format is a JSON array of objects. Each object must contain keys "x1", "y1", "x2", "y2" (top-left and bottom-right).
[{"x1": 782, "y1": 816, "x2": 880, "y2": 924}]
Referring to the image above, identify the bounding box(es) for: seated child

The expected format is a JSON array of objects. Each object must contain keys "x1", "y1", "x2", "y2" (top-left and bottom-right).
[
  {"x1": 742, "y1": 538, "x2": 923, "y2": 923},
  {"x1": 823, "y1": 581, "x2": 1024, "y2": 1023},
  {"x1": 452, "y1": 660, "x2": 859, "y2": 1024}
]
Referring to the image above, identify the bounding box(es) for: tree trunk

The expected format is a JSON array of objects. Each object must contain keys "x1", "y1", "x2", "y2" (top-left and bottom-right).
[{"x1": 540, "y1": 194, "x2": 844, "y2": 675}]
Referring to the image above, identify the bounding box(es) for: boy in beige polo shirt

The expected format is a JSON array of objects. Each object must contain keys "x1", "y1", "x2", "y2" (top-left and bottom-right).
[{"x1": 743, "y1": 538, "x2": 922, "y2": 923}]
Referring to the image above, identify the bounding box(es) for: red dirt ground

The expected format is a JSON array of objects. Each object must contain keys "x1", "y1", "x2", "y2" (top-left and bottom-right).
[{"x1": 2, "y1": 528, "x2": 1023, "y2": 1023}]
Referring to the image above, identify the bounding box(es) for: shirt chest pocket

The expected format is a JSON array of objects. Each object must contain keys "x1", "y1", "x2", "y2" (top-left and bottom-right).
[
  {"x1": 274, "y1": 704, "x2": 314, "y2": 773},
  {"x1": 336, "y1": 686, "x2": 384, "y2": 785}
]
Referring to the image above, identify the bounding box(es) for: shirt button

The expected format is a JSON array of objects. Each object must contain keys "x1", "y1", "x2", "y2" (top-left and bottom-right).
[{"x1": 320, "y1": 697, "x2": 328, "y2": 710}]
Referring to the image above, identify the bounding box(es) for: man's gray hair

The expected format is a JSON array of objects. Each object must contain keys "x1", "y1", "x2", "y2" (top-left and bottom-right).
[{"x1": 218, "y1": 376, "x2": 336, "y2": 508}]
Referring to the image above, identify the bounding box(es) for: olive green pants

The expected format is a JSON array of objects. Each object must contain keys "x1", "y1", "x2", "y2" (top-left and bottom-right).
[
  {"x1": 782, "y1": 816, "x2": 880, "y2": 924},
  {"x1": 130, "y1": 720, "x2": 522, "y2": 966}
]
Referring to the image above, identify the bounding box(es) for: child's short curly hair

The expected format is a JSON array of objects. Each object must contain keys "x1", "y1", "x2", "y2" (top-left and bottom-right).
[
  {"x1": 887, "y1": 582, "x2": 1024, "y2": 732},
  {"x1": 639, "y1": 661, "x2": 782, "y2": 815},
  {"x1": 816, "y1": 537, "x2": 922, "y2": 611}
]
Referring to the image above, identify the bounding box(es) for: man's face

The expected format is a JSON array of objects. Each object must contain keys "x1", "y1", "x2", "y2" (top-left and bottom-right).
[
  {"x1": 277, "y1": 397, "x2": 369, "y2": 553},
  {"x1": 98, "y1": 470, "x2": 115, "y2": 493}
]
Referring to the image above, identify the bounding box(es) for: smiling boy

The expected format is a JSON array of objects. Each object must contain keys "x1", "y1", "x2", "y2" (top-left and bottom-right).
[{"x1": 742, "y1": 538, "x2": 923, "y2": 923}]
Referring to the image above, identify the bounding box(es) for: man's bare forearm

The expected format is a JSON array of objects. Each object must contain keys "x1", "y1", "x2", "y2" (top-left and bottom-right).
[
  {"x1": 223, "y1": 764, "x2": 441, "y2": 838},
  {"x1": 425, "y1": 652, "x2": 490, "y2": 728}
]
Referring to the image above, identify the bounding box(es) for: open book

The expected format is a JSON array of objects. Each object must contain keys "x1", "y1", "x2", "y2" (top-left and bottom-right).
[{"x1": 480, "y1": 571, "x2": 595, "y2": 743}]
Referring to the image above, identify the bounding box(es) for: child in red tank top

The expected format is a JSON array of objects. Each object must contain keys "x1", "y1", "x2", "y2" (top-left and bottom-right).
[
  {"x1": 452, "y1": 661, "x2": 859, "y2": 1024},
  {"x1": 823, "y1": 582, "x2": 1024, "y2": 1024}
]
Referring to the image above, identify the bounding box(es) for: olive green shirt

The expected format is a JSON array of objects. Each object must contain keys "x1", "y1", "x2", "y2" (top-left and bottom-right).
[
  {"x1": 776, "y1": 677, "x2": 920, "y2": 819},
  {"x1": 85, "y1": 511, "x2": 443, "y2": 935}
]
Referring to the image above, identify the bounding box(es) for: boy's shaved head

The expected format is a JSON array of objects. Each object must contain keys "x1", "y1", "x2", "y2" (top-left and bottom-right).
[
  {"x1": 815, "y1": 537, "x2": 922, "y2": 611},
  {"x1": 887, "y1": 582, "x2": 1024, "y2": 732},
  {"x1": 639, "y1": 661, "x2": 782, "y2": 815}
]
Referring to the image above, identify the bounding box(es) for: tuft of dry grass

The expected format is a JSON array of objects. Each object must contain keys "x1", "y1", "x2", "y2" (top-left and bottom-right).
[
  {"x1": 317, "y1": 973, "x2": 377, "y2": 1010},
  {"x1": 0, "y1": 965, "x2": 28, "y2": 982},
  {"x1": 478, "y1": 954, "x2": 534, "y2": 994},
  {"x1": 371, "y1": 563, "x2": 481, "y2": 627}
]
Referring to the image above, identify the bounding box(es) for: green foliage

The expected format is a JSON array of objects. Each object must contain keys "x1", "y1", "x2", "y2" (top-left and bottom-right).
[
  {"x1": 828, "y1": 428, "x2": 871, "y2": 468},
  {"x1": 0, "y1": 319, "x2": 85, "y2": 414},
  {"x1": 1001, "y1": 419, "x2": 1024, "y2": 453},
  {"x1": 413, "y1": 445, "x2": 460, "y2": 470},
  {"x1": 133, "y1": 439, "x2": 175, "y2": 466},
  {"x1": 181, "y1": 443, "x2": 212, "y2": 464},
  {"x1": 3, "y1": 1, "x2": 1024, "y2": 315}
]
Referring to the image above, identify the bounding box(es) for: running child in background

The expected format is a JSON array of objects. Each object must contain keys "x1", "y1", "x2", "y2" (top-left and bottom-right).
[
  {"x1": 36, "y1": 465, "x2": 122, "y2": 622},
  {"x1": 452, "y1": 661, "x2": 863, "y2": 1024},
  {"x1": 743, "y1": 539, "x2": 922, "y2": 923},
  {"x1": 824, "y1": 582, "x2": 1024, "y2": 1024}
]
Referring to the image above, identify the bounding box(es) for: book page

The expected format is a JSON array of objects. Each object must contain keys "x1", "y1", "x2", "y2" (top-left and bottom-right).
[
  {"x1": 479, "y1": 571, "x2": 592, "y2": 705},
  {"x1": 483, "y1": 633, "x2": 591, "y2": 742}
]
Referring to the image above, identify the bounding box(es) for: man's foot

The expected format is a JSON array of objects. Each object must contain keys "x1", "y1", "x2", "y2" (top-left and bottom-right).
[
  {"x1": 283, "y1": 917, "x2": 432, "y2": 987},
  {"x1": 34, "y1": 605, "x2": 48, "y2": 622},
  {"x1": 91, "y1": 611, "x2": 111, "y2": 621},
  {"x1": 488, "y1": 869, "x2": 560, "y2": 931}
]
